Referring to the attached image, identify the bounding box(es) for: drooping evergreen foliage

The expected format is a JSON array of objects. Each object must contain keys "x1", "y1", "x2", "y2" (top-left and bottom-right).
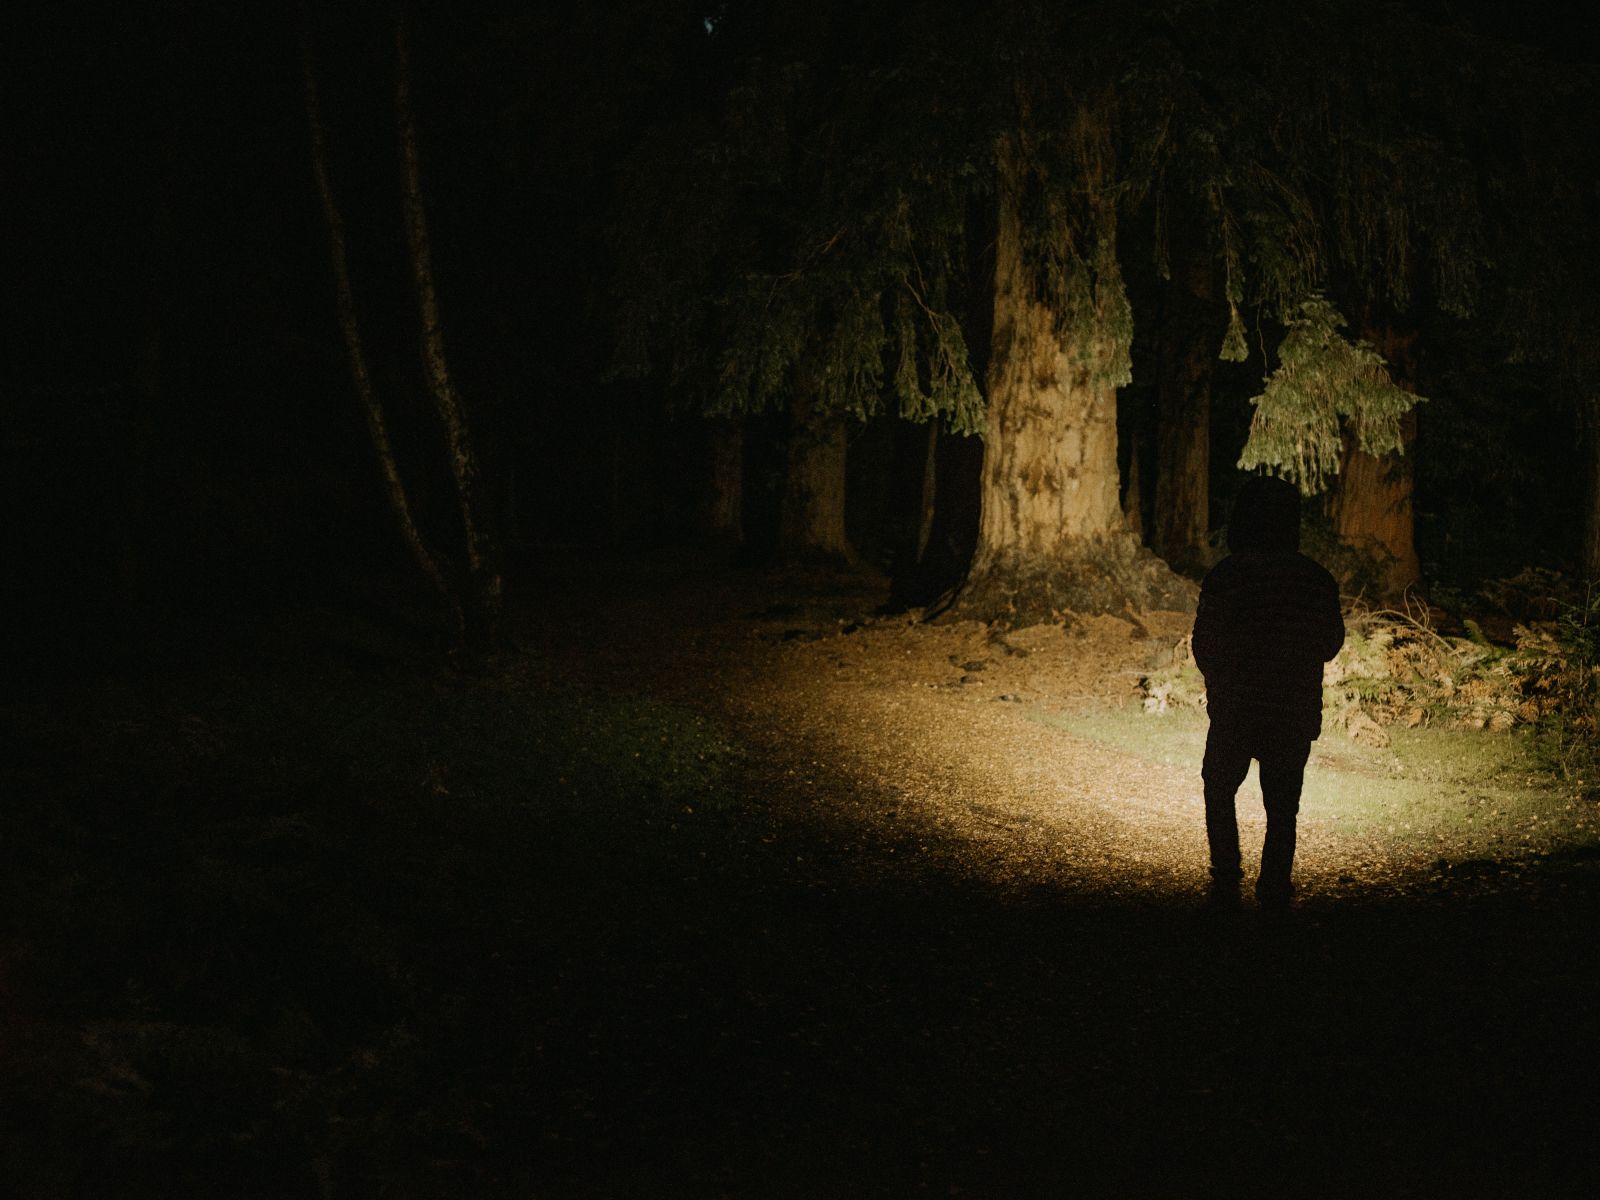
[
  {"x1": 1126, "y1": 2, "x2": 1498, "y2": 349},
  {"x1": 610, "y1": 4, "x2": 987, "y2": 434},
  {"x1": 1005, "y1": 107, "x2": 1136, "y2": 391},
  {"x1": 608, "y1": 0, "x2": 1598, "y2": 585},
  {"x1": 615, "y1": 2, "x2": 1492, "y2": 433},
  {"x1": 1237, "y1": 295, "x2": 1422, "y2": 494},
  {"x1": 1112, "y1": 0, "x2": 1562, "y2": 530}
]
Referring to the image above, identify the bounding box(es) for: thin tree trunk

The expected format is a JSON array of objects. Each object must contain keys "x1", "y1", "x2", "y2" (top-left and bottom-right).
[
  {"x1": 915, "y1": 420, "x2": 938, "y2": 564},
  {"x1": 1152, "y1": 335, "x2": 1211, "y2": 574},
  {"x1": 778, "y1": 394, "x2": 855, "y2": 566},
  {"x1": 955, "y1": 136, "x2": 1189, "y2": 622},
  {"x1": 122, "y1": 313, "x2": 160, "y2": 610},
  {"x1": 889, "y1": 419, "x2": 973, "y2": 612},
  {"x1": 704, "y1": 417, "x2": 744, "y2": 546},
  {"x1": 609, "y1": 415, "x2": 624, "y2": 546},
  {"x1": 1585, "y1": 400, "x2": 1600, "y2": 584},
  {"x1": 395, "y1": 11, "x2": 501, "y2": 647},
  {"x1": 1123, "y1": 427, "x2": 1144, "y2": 538},
  {"x1": 302, "y1": 28, "x2": 460, "y2": 635},
  {"x1": 1329, "y1": 326, "x2": 1422, "y2": 600}
]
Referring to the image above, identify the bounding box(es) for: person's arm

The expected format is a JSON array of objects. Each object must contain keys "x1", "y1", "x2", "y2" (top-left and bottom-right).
[
  {"x1": 1317, "y1": 572, "x2": 1345, "y2": 662},
  {"x1": 1192, "y1": 572, "x2": 1225, "y2": 679}
]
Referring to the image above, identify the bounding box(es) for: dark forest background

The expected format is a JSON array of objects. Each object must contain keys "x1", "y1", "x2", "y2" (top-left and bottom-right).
[
  {"x1": 9, "y1": 0, "x2": 1600, "y2": 672},
  {"x1": 9, "y1": 5, "x2": 1600, "y2": 1197}
]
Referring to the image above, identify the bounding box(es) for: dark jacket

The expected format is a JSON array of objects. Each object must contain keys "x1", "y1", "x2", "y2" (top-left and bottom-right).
[{"x1": 1192, "y1": 477, "x2": 1345, "y2": 741}]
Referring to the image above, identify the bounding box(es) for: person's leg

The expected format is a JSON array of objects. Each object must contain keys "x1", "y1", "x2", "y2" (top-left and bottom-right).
[
  {"x1": 1256, "y1": 734, "x2": 1313, "y2": 907},
  {"x1": 1202, "y1": 718, "x2": 1252, "y2": 893}
]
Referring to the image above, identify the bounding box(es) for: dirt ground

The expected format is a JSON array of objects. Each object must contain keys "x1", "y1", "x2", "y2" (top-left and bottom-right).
[
  {"x1": 7, "y1": 558, "x2": 1599, "y2": 1197},
  {"x1": 487, "y1": 559, "x2": 1600, "y2": 1196},
  {"x1": 527, "y1": 559, "x2": 1423, "y2": 908}
]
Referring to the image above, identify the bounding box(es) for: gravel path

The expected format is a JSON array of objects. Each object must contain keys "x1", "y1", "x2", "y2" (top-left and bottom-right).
[
  {"x1": 512, "y1": 564, "x2": 1600, "y2": 1196},
  {"x1": 534, "y1": 563, "x2": 1436, "y2": 909}
]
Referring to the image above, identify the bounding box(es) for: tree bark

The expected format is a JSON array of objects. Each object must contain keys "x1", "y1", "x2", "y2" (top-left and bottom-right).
[
  {"x1": 703, "y1": 417, "x2": 744, "y2": 547},
  {"x1": 777, "y1": 394, "x2": 856, "y2": 566},
  {"x1": 395, "y1": 11, "x2": 501, "y2": 648},
  {"x1": 888, "y1": 421, "x2": 980, "y2": 612},
  {"x1": 953, "y1": 138, "x2": 1191, "y2": 623},
  {"x1": 302, "y1": 28, "x2": 460, "y2": 636},
  {"x1": 1122, "y1": 428, "x2": 1144, "y2": 538},
  {"x1": 915, "y1": 420, "x2": 938, "y2": 564},
  {"x1": 1583, "y1": 401, "x2": 1600, "y2": 584},
  {"x1": 1151, "y1": 334, "x2": 1211, "y2": 575},
  {"x1": 1328, "y1": 327, "x2": 1422, "y2": 601}
]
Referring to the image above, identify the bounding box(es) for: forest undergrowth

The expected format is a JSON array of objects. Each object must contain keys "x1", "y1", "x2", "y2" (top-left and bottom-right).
[
  {"x1": 1138, "y1": 567, "x2": 1600, "y2": 796},
  {"x1": 3, "y1": 565, "x2": 1598, "y2": 1198}
]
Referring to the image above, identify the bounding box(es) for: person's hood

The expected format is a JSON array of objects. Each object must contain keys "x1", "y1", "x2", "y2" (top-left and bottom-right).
[{"x1": 1227, "y1": 475, "x2": 1301, "y2": 554}]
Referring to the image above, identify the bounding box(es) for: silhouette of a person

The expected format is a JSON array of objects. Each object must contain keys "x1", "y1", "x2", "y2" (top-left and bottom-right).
[{"x1": 1192, "y1": 475, "x2": 1345, "y2": 911}]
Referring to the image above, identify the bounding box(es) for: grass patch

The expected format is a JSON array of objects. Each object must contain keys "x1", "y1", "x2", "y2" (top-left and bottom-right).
[{"x1": 1031, "y1": 702, "x2": 1600, "y2": 865}]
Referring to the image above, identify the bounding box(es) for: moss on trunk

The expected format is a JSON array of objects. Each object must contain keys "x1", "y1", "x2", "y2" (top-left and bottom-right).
[{"x1": 951, "y1": 133, "x2": 1191, "y2": 624}]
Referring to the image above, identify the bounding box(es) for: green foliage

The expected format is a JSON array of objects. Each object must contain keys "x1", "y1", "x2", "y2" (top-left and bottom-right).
[
  {"x1": 611, "y1": 35, "x2": 988, "y2": 435},
  {"x1": 1315, "y1": 587, "x2": 1598, "y2": 768},
  {"x1": 1219, "y1": 303, "x2": 1249, "y2": 362},
  {"x1": 1138, "y1": 662, "x2": 1207, "y2": 714},
  {"x1": 1026, "y1": 225, "x2": 1134, "y2": 390},
  {"x1": 892, "y1": 289, "x2": 986, "y2": 431},
  {"x1": 613, "y1": 0, "x2": 1571, "y2": 472},
  {"x1": 1513, "y1": 585, "x2": 1600, "y2": 789},
  {"x1": 1237, "y1": 295, "x2": 1423, "y2": 494},
  {"x1": 1123, "y1": 1, "x2": 1510, "y2": 376},
  {"x1": 1135, "y1": 589, "x2": 1597, "y2": 767},
  {"x1": 701, "y1": 192, "x2": 988, "y2": 434},
  {"x1": 1017, "y1": 117, "x2": 1135, "y2": 390},
  {"x1": 1093, "y1": 238, "x2": 1136, "y2": 389}
]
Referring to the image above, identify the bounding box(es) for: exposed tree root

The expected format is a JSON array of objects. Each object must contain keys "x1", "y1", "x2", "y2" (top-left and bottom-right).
[{"x1": 945, "y1": 533, "x2": 1196, "y2": 626}]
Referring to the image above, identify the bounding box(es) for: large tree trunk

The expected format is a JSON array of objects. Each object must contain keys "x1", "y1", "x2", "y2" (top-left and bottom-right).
[
  {"x1": 1328, "y1": 327, "x2": 1422, "y2": 601},
  {"x1": 302, "y1": 29, "x2": 461, "y2": 638},
  {"x1": 777, "y1": 394, "x2": 856, "y2": 566},
  {"x1": 952, "y1": 140, "x2": 1190, "y2": 623},
  {"x1": 395, "y1": 12, "x2": 501, "y2": 649},
  {"x1": 1151, "y1": 334, "x2": 1211, "y2": 575}
]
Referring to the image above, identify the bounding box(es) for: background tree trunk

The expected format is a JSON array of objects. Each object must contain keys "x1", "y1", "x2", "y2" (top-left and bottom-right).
[
  {"x1": 888, "y1": 421, "x2": 981, "y2": 612},
  {"x1": 703, "y1": 417, "x2": 744, "y2": 547},
  {"x1": 778, "y1": 394, "x2": 855, "y2": 566},
  {"x1": 915, "y1": 420, "x2": 938, "y2": 565},
  {"x1": 1122, "y1": 428, "x2": 1144, "y2": 538},
  {"x1": 1584, "y1": 401, "x2": 1600, "y2": 584},
  {"x1": 954, "y1": 139, "x2": 1190, "y2": 623},
  {"x1": 303, "y1": 29, "x2": 460, "y2": 637},
  {"x1": 395, "y1": 11, "x2": 501, "y2": 649},
  {"x1": 1328, "y1": 327, "x2": 1422, "y2": 600},
  {"x1": 1151, "y1": 336, "x2": 1211, "y2": 575}
]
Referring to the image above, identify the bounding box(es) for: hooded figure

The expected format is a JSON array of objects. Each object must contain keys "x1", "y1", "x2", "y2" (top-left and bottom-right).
[{"x1": 1192, "y1": 475, "x2": 1344, "y2": 910}]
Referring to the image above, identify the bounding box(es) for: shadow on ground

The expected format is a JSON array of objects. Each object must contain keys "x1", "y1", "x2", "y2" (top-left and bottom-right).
[{"x1": 3, "y1": 601, "x2": 1597, "y2": 1199}]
